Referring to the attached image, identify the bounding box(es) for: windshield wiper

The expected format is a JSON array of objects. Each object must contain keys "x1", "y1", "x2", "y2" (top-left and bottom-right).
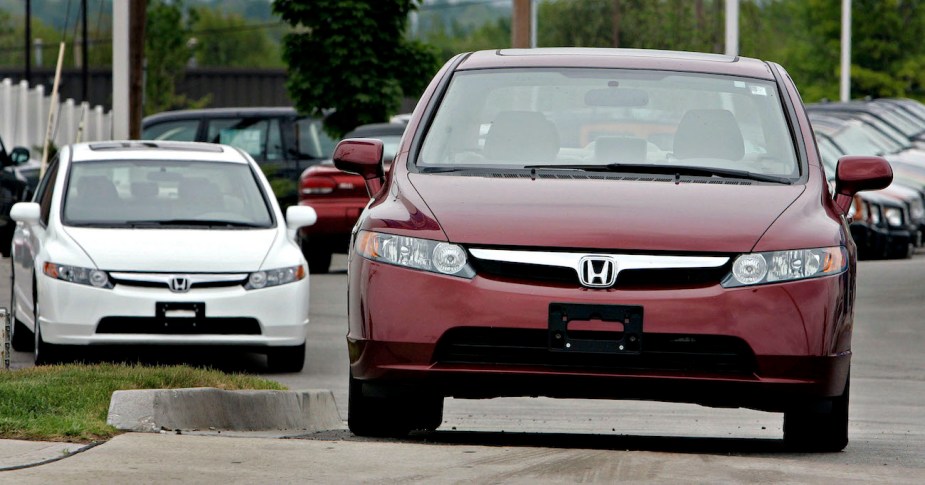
[
  {"x1": 523, "y1": 163, "x2": 793, "y2": 184},
  {"x1": 418, "y1": 166, "x2": 466, "y2": 173},
  {"x1": 127, "y1": 219, "x2": 267, "y2": 228}
]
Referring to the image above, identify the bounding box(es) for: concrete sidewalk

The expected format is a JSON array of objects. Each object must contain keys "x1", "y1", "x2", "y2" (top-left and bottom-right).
[
  {"x1": 0, "y1": 439, "x2": 96, "y2": 472},
  {"x1": 0, "y1": 387, "x2": 345, "y2": 473},
  {"x1": 3, "y1": 432, "x2": 923, "y2": 484}
]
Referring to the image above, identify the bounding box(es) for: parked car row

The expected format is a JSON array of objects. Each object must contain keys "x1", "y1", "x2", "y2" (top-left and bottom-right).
[{"x1": 807, "y1": 99, "x2": 925, "y2": 259}]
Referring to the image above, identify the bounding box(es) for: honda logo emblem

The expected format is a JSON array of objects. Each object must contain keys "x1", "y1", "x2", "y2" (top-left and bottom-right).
[
  {"x1": 578, "y1": 256, "x2": 617, "y2": 288},
  {"x1": 169, "y1": 276, "x2": 191, "y2": 293}
]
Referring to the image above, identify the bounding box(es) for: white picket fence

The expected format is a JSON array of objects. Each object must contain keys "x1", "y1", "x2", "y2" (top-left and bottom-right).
[{"x1": 0, "y1": 78, "x2": 112, "y2": 153}]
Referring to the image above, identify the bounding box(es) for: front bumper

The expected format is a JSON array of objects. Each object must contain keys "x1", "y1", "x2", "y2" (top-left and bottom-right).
[
  {"x1": 347, "y1": 257, "x2": 854, "y2": 410},
  {"x1": 37, "y1": 274, "x2": 310, "y2": 347}
]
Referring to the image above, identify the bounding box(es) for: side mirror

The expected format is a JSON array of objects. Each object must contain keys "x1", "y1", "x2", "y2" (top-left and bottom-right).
[
  {"x1": 10, "y1": 202, "x2": 41, "y2": 224},
  {"x1": 333, "y1": 139, "x2": 385, "y2": 196},
  {"x1": 833, "y1": 156, "x2": 893, "y2": 214},
  {"x1": 9, "y1": 147, "x2": 30, "y2": 165},
  {"x1": 285, "y1": 205, "x2": 317, "y2": 241}
]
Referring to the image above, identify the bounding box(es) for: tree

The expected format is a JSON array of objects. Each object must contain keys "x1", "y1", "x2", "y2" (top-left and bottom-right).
[
  {"x1": 188, "y1": 7, "x2": 284, "y2": 68},
  {"x1": 423, "y1": 17, "x2": 510, "y2": 62},
  {"x1": 144, "y1": 0, "x2": 210, "y2": 115},
  {"x1": 273, "y1": 0, "x2": 440, "y2": 138}
]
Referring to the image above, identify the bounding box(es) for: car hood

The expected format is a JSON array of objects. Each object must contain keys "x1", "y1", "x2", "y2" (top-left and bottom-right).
[
  {"x1": 63, "y1": 227, "x2": 278, "y2": 272},
  {"x1": 407, "y1": 173, "x2": 806, "y2": 253}
]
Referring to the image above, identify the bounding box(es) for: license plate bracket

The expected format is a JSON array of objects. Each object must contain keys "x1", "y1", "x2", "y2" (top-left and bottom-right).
[
  {"x1": 548, "y1": 303, "x2": 643, "y2": 354},
  {"x1": 156, "y1": 302, "x2": 205, "y2": 328}
]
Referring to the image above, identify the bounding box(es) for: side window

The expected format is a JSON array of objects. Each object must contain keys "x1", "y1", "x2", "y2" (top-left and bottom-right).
[
  {"x1": 207, "y1": 118, "x2": 269, "y2": 160},
  {"x1": 294, "y1": 118, "x2": 337, "y2": 159},
  {"x1": 141, "y1": 120, "x2": 200, "y2": 141},
  {"x1": 37, "y1": 158, "x2": 60, "y2": 225},
  {"x1": 266, "y1": 118, "x2": 283, "y2": 160}
]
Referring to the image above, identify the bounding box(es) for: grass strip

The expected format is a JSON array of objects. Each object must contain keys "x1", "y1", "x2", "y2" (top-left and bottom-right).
[{"x1": 0, "y1": 363, "x2": 286, "y2": 442}]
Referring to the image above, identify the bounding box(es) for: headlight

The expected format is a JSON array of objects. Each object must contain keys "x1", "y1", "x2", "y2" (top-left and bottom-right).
[
  {"x1": 43, "y1": 262, "x2": 112, "y2": 289},
  {"x1": 884, "y1": 207, "x2": 903, "y2": 227},
  {"x1": 355, "y1": 230, "x2": 475, "y2": 278},
  {"x1": 721, "y1": 247, "x2": 847, "y2": 288},
  {"x1": 244, "y1": 265, "x2": 305, "y2": 290}
]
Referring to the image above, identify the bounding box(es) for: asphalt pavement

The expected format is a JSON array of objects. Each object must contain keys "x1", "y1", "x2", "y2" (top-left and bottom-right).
[{"x1": 2, "y1": 254, "x2": 925, "y2": 482}]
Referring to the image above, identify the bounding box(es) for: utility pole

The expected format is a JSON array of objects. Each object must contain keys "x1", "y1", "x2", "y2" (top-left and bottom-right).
[
  {"x1": 113, "y1": 0, "x2": 146, "y2": 140},
  {"x1": 82, "y1": 0, "x2": 88, "y2": 102},
  {"x1": 24, "y1": 0, "x2": 31, "y2": 84},
  {"x1": 725, "y1": 0, "x2": 739, "y2": 57},
  {"x1": 113, "y1": 1, "x2": 129, "y2": 139},
  {"x1": 129, "y1": 0, "x2": 146, "y2": 138},
  {"x1": 512, "y1": 0, "x2": 532, "y2": 48},
  {"x1": 840, "y1": 0, "x2": 851, "y2": 102}
]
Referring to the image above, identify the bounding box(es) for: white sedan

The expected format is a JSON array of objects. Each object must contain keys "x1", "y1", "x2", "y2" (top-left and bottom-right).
[{"x1": 8, "y1": 141, "x2": 318, "y2": 372}]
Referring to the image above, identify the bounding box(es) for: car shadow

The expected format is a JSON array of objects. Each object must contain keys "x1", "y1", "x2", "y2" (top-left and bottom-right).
[{"x1": 300, "y1": 428, "x2": 792, "y2": 456}]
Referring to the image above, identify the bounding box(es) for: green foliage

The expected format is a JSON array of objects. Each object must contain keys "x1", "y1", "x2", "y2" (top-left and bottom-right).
[
  {"x1": 0, "y1": 363, "x2": 285, "y2": 442},
  {"x1": 539, "y1": 0, "x2": 721, "y2": 52},
  {"x1": 188, "y1": 7, "x2": 285, "y2": 68},
  {"x1": 144, "y1": 0, "x2": 211, "y2": 115},
  {"x1": 423, "y1": 17, "x2": 510, "y2": 62},
  {"x1": 0, "y1": 8, "x2": 112, "y2": 68},
  {"x1": 145, "y1": 0, "x2": 193, "y2": 114},
  {"x1": 273, "y1": 0, "x2": 440, "y2": 138},
  {"x1": 529, "y1": 0, "x2": 925, "y2": 103}
]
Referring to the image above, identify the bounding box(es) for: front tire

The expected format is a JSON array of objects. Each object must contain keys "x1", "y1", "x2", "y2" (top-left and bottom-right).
[
  {"x1": 348, "y1": 371, "x2": 444, "y2": 437},
  {"x1": 783, "y1": 375, "x2": 850, "y2": 452},
  {"x1": 266, "y1": 343, "x2": 306, "y2": 373},
  {"x1": 301, "y1": 237, "x2": 331, "y2": 274},
  {"x1": 33, "y1": 292, "x2": 68, "y2": 365},
  {"x1": 9, "y1": 269, "x2": 34, "y2": 352}
]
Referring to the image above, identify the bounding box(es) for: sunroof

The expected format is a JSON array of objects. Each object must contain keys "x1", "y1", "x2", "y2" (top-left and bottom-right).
[{"x1": 88, "y1": 141, "x2": 224, "y2": 153}]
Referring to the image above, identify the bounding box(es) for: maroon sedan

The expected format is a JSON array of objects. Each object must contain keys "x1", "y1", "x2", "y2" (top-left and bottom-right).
[{"x1": 335, "y1": 48, "x2": 892, "y2": 451}]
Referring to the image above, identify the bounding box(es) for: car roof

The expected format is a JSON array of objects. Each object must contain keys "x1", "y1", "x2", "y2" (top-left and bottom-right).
[
  {"x1": 67, "y1": 141, "x2": 250, "y2": 164},
  {"x1": 142, "y1": 107, "x2": 300, "y2": 125},
  {"x1": 456, "y1": 48, "x2": 775, "y2": 80}
]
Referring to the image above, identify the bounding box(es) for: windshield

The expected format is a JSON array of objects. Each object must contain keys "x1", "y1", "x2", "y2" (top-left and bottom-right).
[
  {"x1": 62, "y1": 160, "x2": 274, "y2": 228},
  {"x1": 419, "y1": 68, "x2": 800, "y2": 178},
  {"x1": 878, "y1": 109, "x2": 921, "y2": 137},
  {"x1": 856, "y1": 113, "x2": 911, "y2": 149},
  {"x1": 828, "y1": 122, "x2": 888, "y2": 156}
]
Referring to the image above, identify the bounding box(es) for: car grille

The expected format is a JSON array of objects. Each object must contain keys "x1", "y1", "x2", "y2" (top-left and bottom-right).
[
  {"x1": 469, "y1": 258, "x2": 731, "y2": 289},
  {"x1": 433, "y1": 327, "x2": 756, "y2": 375},
  {"x1": 96, "y1": 317, "x2": 261, "y2": 335},
  {"x1": 108, "y1": 272, "x2": 248, "y2": 290}
]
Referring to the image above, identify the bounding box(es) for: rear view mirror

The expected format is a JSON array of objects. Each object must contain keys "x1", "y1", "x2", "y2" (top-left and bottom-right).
[
  {"x1": 10, "y1": 147, "x2": 30, "y2": 165},
  {"x1": 333, "y1": 139, "x2": 385, "y2": 196},
  {"x1": 10, "y1": 202, "x2": 41, "y2": 224},
  {"x1": 833, "y1": 156, "x2": 893, "y2": 214},
  {"x1": 584, "y1": 88, "x2": 649, "y2": 107},
  {"x1": 286, "y1": 205, "x2": 317, "y2": 241}
]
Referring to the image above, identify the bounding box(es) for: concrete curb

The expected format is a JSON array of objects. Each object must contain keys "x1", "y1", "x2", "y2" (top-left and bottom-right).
[{"x1": 107, "y1": 388, "x2": 343, "y2": 433}]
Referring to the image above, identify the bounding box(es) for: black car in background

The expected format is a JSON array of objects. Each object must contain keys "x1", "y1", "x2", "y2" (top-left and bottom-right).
[
  {"x1": 141, "y1": 107, "x2": 337, "y2": 208},
  {"x1": 0, "y1": 137, "x2": 37, "y2": 257}
]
